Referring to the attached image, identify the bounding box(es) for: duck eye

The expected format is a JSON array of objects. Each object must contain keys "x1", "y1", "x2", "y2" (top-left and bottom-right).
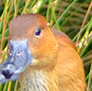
[{"x1": 35, "y1": 27, "x2": 41, "y2": 36}]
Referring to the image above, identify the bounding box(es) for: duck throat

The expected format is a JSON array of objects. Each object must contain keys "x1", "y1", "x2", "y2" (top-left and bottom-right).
[{"x1": 18, "y1": 67, "x2": 58, "y2": 91}]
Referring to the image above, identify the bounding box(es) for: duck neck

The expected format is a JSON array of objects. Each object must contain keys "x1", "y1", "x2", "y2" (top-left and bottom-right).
[{"x1": 19, "y1": 66, "x2": 58, "y2": 91}]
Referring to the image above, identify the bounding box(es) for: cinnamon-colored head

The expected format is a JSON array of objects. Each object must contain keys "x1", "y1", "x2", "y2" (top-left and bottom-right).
[{"x1": 9, "y1": 13, "x2": 58, "y2": 68}]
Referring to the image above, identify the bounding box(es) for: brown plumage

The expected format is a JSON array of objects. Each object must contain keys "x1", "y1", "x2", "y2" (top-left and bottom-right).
[{"x1": 9, "y1": 13, "x2": 85, "y2": 91}]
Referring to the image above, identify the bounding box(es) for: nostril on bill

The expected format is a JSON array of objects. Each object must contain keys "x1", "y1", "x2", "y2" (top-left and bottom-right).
[{"x1": 1, "y1": 69, "x2": 13, "y2": 79}]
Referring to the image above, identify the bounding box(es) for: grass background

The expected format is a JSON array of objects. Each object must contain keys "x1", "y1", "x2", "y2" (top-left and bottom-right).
[{"x1": 0, "y1": 0, "x2": 92, "y2": 91}]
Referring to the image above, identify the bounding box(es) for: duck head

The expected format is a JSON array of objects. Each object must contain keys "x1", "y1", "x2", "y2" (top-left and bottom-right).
[{"x1": 0, "y1": 13, "x2": 58, "y2": 83}]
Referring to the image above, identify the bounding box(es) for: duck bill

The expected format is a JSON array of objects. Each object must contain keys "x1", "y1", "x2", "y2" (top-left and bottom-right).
[{"x1": 0, "y1": 39, "x2": 33, "y2": 83}]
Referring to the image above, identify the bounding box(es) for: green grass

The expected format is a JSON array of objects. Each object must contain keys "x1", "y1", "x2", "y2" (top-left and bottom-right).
[{"x1": 0, "y1": 0, "x2": 92, "y2": 91}]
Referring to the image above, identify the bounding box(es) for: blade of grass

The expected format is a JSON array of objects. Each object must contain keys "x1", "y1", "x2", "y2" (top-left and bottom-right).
[
  {"x1": 21, "y1": 0, "x2": 31, "y2": 14},
  {"x1": 7, "y1": 82, "x2": 11, "y2": 91},
  {"x1": 31, "y1": 0, "x2": 44, "y2": 13},
  {"x1": 87, "y1": 63, "x2": 92, "y2": 91},
  {"x1": 0, "y1": 0, "x2": 9, "y2": 61},
  {"x1": 79, "y1": 17, "x2": 92, "y2": 56},
  {"x1": 72, "y1": 21, "x2": 90, "y2": 42},
  {"x1": 51, "y1": 0, "x2": 59, "y2": 29},
  {"x1": 46, "y1": 0, "x2": 51, "y2": 22},
  {"x1": 0, "y1": 84, "x2": 4, "y2": 91},
  {"x1": 80, "y1": 35, "x2": 92, "y2": 58},
  {"x1": 14, "y1": 0, "x2": 17, "y2": 17},
  {"x1": 3, "y1": 82, "x2": 8, "y2": 91},
  {"x1": 60, "y1": 0, "x2": 88, "y2": 28},
  {"x1": 76, "y1": 1, "x2": 92, "y2": 44},
  {"x1": 52, "y1": 0, "x2": 79, "y2": 30}
]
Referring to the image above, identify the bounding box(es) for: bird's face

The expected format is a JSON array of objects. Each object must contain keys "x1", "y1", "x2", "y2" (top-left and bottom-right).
[{"x1": 0, "y1": 14, "x2": 58, "y2": 83}]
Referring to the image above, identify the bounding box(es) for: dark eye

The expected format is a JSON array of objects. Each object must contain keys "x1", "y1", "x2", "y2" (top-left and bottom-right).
[{"x1": 35, "y1": 27, "x2": 41, "y2": 36}]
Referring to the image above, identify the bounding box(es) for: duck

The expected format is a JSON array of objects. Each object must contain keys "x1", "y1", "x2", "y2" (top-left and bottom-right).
[{"x1": 0, "y1": 13, "x2": 85, "y2": 91}]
